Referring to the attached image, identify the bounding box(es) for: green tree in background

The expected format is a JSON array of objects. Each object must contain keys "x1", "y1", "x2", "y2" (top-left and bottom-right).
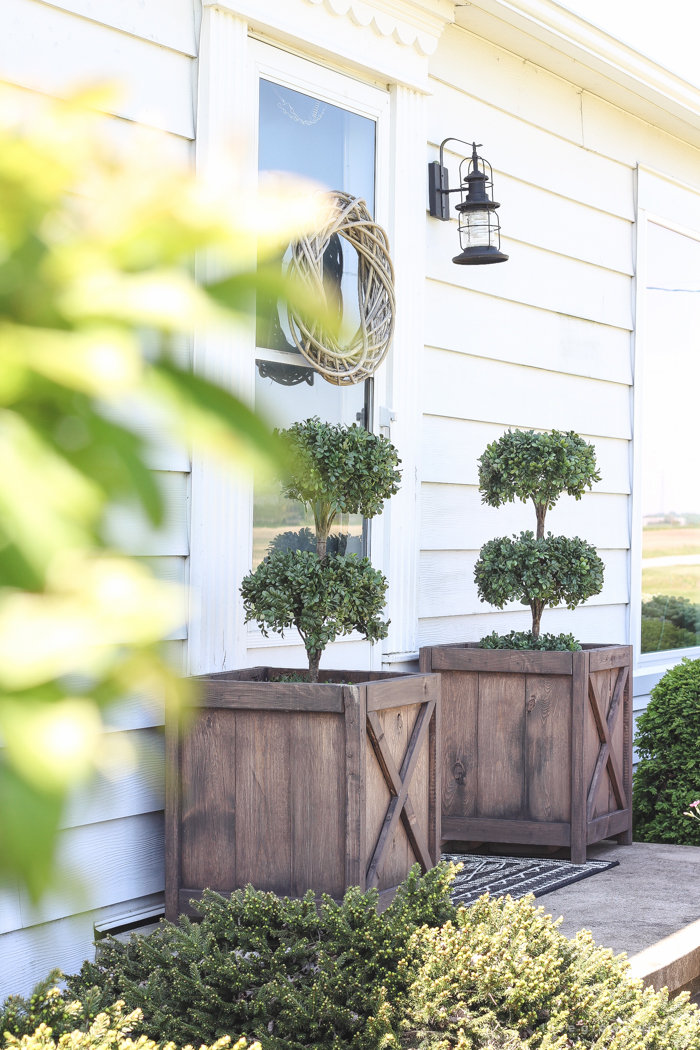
[{"x1": 0, "y1": 86, "x2": 324, "y2": 897}]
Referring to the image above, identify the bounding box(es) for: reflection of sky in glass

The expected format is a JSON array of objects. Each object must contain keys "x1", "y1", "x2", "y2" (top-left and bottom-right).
[
  {"x1": 641, "y1": 222, "x2": 700, "y2": 652},
  {"x1": 257, "y1": 79, "x2": 376, "y2": 354},
  {"x1": 642, "y1": 223, "x2": 700, "y2": 518},
  {"x1": 259, "y1": 79, "x2": 375, "y2": 213}
]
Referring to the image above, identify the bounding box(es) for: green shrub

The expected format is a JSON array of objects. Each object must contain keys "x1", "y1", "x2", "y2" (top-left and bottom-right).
[
  {"x1": 241, "y1": 549, "x2": 389, "y2": 681},
  {"x1": 479, "y1": 630, "x2": 581, "y2": 651},
  {"x1": 59, "y1": 866, "x2": 456, "y2": 1050},
  {"x1": 402, "y1": 893, "x2": 700, "y2": 1049},
  {"x1": 633, "y1": 657, "x2": 700, "y2": 845},
  {"x1": 3, "y1": 1003, "x2": 250, "y2": 1050},
  {"x1": 5, "y1": 873, "x2": 700, "y2": 1050}
]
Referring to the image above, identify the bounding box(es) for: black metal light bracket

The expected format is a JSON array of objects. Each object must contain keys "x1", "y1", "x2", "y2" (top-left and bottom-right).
[{"x1": 428, "y1": 137, "x2": 508, "y2": 265}]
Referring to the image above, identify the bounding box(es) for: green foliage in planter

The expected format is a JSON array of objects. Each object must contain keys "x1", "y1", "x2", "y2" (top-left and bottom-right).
[
  {"x1": 478, "y1": 630, "x2": 581, "y2": 651},
  {"x1": 474, "y1": 430, "x2": 604, "y2": 642},
  {"x1": 241, "y1": 549, "x2": 388, "y2": 681},
  {"x1": 401, "y1": 893, "x2": 700, "y2": 1050},
  {"x1": 279, "y1": 418, "x2": 401, "y2": 558},
  {"x1": 474, "y1": 532, "x2": 604, "y2": 641},
  {"x1": 633, "y1": 657, "x2": 700, "y2": 845},
  {"x1": 242, "y1": 418, "x2": 401, "y2": 680},
  {"x1": 56, "y1": 865, "x2": 456, "y2": 1050},
  {"x1": 478, "y1": 429, "x2": 600, "y2": 534}
]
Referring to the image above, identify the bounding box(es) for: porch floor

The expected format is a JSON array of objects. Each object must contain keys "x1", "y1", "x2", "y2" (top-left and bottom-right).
[{"x1": 541, "y1": 840, "x2": 700, "y2": 956}]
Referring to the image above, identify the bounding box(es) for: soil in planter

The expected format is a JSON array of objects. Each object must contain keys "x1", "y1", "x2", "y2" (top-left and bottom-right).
[{"x1": 268, "y1": 672, "x2": 354, "y2": 683}]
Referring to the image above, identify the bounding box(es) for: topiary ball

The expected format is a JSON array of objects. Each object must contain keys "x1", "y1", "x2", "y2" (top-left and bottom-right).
[{"x1": 633, "y1": 657, "x2": 700, "y2": 845}]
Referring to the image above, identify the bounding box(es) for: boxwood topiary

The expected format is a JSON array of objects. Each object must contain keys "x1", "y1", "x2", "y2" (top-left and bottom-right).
[
  {"x1": 474, "y1": 430, "x2": 604, "y2": 645},
  {"x1": 633, "y1": 657, "x2": 700, "y2": 845}
]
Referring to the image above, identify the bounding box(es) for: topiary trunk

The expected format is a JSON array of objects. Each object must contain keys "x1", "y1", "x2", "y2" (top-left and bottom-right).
[
  {"x1": 531, "y1": 599, "x2": 544, "y2": 641},
  {"x1": 307, "y1": 649, "x2": 322, "y2": 683}
]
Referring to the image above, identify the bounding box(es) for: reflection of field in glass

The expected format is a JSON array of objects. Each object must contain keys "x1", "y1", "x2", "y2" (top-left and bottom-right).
[
  {"x1": 642, "y1": 526, "x2": 700, "y2": 559},
  {"x1": 642, "y1": 564, "x2": 700, "y2": 603}
]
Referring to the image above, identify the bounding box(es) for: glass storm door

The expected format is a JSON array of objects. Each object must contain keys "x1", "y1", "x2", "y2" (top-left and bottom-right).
[{"x1": 253, "y1": 69, "x2": 377, "y2": 569}]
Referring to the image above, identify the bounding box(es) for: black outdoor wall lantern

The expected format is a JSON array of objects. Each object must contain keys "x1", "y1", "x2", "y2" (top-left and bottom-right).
[{"x1": 428, "y1": 138, "x2": 508, "y2": 265}]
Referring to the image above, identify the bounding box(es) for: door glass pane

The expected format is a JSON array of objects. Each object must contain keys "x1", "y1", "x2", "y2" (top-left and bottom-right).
[
  {"x1": 253, "y1": 76, "x2": 376, "y2": 570},
  {"x1": 641, "y1": 222, "x2": 700, "y2": 652}
]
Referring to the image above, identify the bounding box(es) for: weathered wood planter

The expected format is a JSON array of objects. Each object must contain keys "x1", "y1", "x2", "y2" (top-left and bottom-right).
[
  {"x1": 165, "y1": 667, "x2": 441, "y2": 920},
  {"x1": 418, "y1": 644, "x2": 632, "y2": 864}
]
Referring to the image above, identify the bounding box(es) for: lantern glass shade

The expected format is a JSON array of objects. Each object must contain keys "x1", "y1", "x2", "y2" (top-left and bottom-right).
[{"x1": 459, "y1": 207, "x2": 497, "y2": 248}]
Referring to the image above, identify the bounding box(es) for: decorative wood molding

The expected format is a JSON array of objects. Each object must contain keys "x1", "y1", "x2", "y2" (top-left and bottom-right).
[
  {"x1": 203, "y1": 0, "x2": 454, "y2": 90},
  {"x1": 302, "y1": 0, "x2": 454, "y2": 56}
]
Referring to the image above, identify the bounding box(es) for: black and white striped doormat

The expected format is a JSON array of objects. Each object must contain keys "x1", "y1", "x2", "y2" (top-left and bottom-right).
[{"x1": 444, "y1": 853, "x2": 619, "y2": 907}]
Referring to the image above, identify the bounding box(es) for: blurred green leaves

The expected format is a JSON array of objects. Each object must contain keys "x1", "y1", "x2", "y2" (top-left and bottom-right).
[{"x1": 0, "y1": 87, "x2": 324, "y2": 897}]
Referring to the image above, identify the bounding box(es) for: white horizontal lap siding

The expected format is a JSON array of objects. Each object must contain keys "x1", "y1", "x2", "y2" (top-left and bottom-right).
[
  {"x1": 2, "y1": 0, "x2": 195, "y2": 138},
  {"x1": 432, "y1": 23, "x2": 700, "y2": 192},
  {"x1": 423, "y1": 350, "x2": 631, "y2": 439},
  {"x1": 425, "y1": 287, "x2": 632, "y2": 384},
  {"x1": 0, "y1": 892, "x2": 164, "y2": 999},
  {"x1": 427, "y1": 223, "x2": 632, "y2": 328},
  {"x1": 61, "y1": 729, "x2": 164, "y2": 831},
  {"x1": 422, "y1": 417, "x2": 630, "y2": 493},
  {"x1": 419, "y1": 604, "x2": 629, "y2": 647},
  {"x1": 0, "y1": 812, "x2": 163, "y2": 937},
  {"x1": 419, "y1": 549, "x2": 628, "y2": 619},
  {"x1": 421, "y1": 485, "x2": 629, "y2": 552},
  {"x1": 428, "y1": 79, "x2": 634, "y2": 221},
  {"x1": 103, "y1": 471, "x2": 189, "y2": 557},
  {"x1": 36, "y1": 0, "x2": 197, "y2": 55}
]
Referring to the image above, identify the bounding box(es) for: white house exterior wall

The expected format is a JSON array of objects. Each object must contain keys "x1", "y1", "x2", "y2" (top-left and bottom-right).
[
  {"x1": 1, "y1": 0, "x2": 700, "y2": 997},
  {"x1": 0, "y1": 0, "x2": 198, "y2": 998}
]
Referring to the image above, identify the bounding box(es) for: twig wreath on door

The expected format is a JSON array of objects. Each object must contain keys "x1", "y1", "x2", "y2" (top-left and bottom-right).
[{"x1": 287, "y1": 191, "x2": 395, "y2": 385}]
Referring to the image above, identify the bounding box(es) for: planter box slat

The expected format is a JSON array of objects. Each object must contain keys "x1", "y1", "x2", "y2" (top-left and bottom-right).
[
  {"x1": 166, "y1": 668, "x2": 440, "y2": 919},
  {"x1": 420, "y1": 644, "x2": 632, "y2": 863},
  {"x1": 366, "y1": 674, "x2": 437, "y2": 710},
  {"x1": 432, "y1": 648, "x2": 574, "y2": 674},
  {"x1": 192, "y1": 681, "x2": 345, "y2": 712},
  {"x1": 442, "y1": 816, "x2": 571, "y2": 845}
]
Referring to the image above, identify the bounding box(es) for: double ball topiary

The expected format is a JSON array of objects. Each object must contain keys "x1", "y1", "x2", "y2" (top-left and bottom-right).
[
  {"x1": 241, "y1": 417, "x2": 401, "y2": 681},
  {"x1": 474, "y1": 429, "x2": 604, "y2": 645}
]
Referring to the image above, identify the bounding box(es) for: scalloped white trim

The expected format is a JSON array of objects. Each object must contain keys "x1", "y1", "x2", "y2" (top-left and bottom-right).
[{"x1": 303, "y1": 0, "x2": 441, "y2": 55}]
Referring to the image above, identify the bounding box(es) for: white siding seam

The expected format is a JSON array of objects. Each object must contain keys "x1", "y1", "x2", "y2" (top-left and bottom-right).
[
  {"x1": 26, "y1": 0, "x2": 198, "y2": 58},
  {"x1": 423, "y1": 280, "x2": 633, "y2": 332},
  {"x1": 430, "y1": 226, "x2": 635, "y2": 280},
  {"x1": 429, "y1": 36, "x2": 700, "y2": 182},
  {"x1": 423, "y1": 346, "x2": 633, "y2": 393},
  {"x1": 428, "y1": 74, "x2": 634, "y2": 172}
]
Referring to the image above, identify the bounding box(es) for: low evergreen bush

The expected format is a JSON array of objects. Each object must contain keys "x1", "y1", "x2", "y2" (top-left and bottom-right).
[
  {"x1": 55, "y1": 866, "x2": 453, "y2": 1050},
  {"x1": 3, "y1": 1002, "x2": 250, "y2": 1050},
  {"x1": 402, "y1": 894, "x2": 700, "y2": 1049},
  {"x1": 633, "y1": 657, "x2": 700, "y2": 845}
]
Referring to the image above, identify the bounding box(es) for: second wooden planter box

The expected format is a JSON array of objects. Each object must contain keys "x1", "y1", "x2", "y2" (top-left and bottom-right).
[
  {"x1": 165, "y1": 667, "x2": 441, "y2": 920},
  {"x1": 418, "y1": 643, "x2": 632, "y2": 864}
]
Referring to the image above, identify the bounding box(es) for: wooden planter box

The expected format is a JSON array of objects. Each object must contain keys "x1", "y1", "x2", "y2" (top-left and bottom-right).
[
  {"x1": 418, "y1": 644, "x2": 632, "y2": 864},
  {"x1": 165, "y1": 667, "x2": 441, "y2": 920}
]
